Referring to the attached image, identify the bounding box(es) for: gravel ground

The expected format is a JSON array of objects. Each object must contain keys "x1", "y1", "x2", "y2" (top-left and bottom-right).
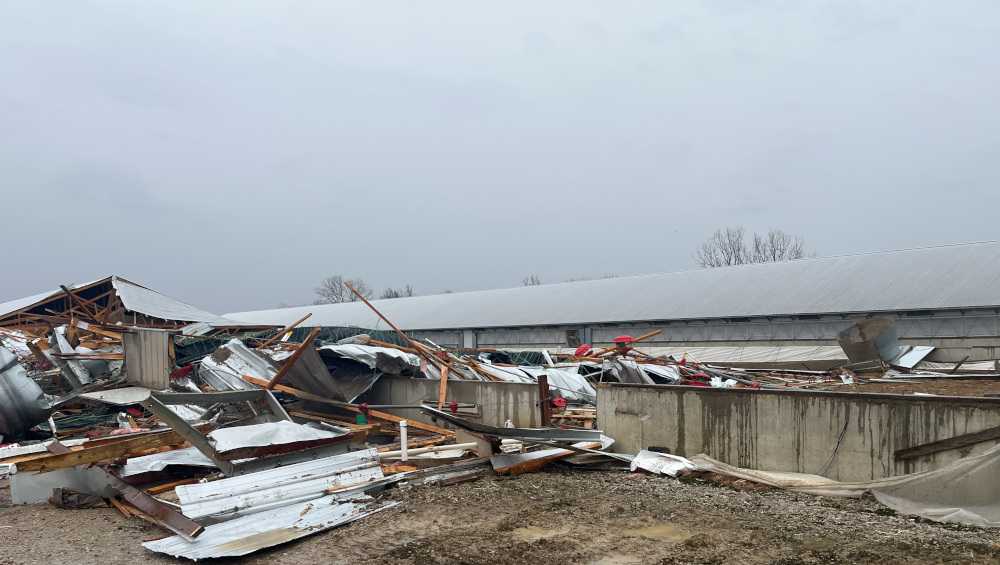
[{"x1": 2, "y1": 469, "x2": 1000, "y2": 565}]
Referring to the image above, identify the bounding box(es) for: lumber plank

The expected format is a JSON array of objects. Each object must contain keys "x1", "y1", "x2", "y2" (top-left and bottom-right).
[
  {"x1": 13, "y1": 429, "x2": 196, "y2": 473},
  {"x1": 241, "y1": 374, "x2": 454, "y2": 436}
]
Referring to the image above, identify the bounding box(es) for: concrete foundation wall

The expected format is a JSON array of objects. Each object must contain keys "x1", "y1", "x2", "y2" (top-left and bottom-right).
[
  {"x1": 597, "y1": 383, "x2": 1000, "y2": 482},
  {"x1": 365, "y1": 376, "x2": 540, "y2": 429}
]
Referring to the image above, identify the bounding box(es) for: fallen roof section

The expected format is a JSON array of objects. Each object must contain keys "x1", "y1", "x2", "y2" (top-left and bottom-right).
[{"x1": 144, "y1": 497, "x2": 398, "y2": 560}]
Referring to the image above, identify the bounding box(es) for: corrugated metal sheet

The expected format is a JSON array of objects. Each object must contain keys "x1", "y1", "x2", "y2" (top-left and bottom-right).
[
  {"x1": 176, "y1": 448, "x2": 382, "y2": 521},
  {"x1": 0, "y1": 275, "x2": 248, "y2": 326},
  {"x1": 198, "y1": 339, "x2": 273, "y2": 391},
  {"x1": 0, "y1": 278, "x2": 107, "y2": 320},
  {"x1": 224, "y1": 242, "x2": 1000, "y2": 330},
  {"x1": 144, "y1": 497, "x2": 398, "y2": 559},
  {"x1": 123, "y1": 329, "x2": 172, "y2": 389},
  {"x1": 112, "y1": 277, "x2": 244, "y2": 325}
]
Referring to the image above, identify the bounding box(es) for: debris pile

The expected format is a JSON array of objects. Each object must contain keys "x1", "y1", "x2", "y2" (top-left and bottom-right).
[{"x1": 4, "y1": 280, "x2": 1000, "y2": 559}]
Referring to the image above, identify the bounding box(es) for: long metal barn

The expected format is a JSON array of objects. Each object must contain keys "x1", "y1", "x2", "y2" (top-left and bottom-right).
[{"x1": 226, "y1": 241, "x2": 1000, "y2": 370}]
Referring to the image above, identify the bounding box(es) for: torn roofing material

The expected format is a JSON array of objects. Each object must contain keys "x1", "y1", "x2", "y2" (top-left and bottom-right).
[
  {"x1": 144, "y1": 497, "x2": 399, "y2": 560},
  {"x1": 0, "y1": 346, "x2": 51, "y2": 439},
  {"x1": 224, "y1": 242, "x2": 1000, "y2": 330},
  {"x1": 176, "y1": 447, "x2": 382, "y2": 520},
  {"x1": 0, "y1": 275, "x2": 250, "y2": 327}
]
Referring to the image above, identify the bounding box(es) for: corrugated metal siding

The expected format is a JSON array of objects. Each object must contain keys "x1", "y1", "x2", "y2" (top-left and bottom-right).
[
  {"x1": 225, "y1": 242, "x2": 1000, "y2": 331},
  {"x1": 123, "y1": 329, "x2": 171, "y2": 389}
]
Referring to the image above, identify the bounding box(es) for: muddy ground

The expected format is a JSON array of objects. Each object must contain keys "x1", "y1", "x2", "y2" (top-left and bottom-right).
[{"x1": 3, "y1": 468, "x2": 1000, "y2": 565}]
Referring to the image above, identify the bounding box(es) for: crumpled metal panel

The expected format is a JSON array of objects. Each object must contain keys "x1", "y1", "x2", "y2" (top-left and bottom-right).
[
  {"x1": 198, "y1": 339, "x2": 272, "y2": 391},
  {"x1": 208, "y1": 420, "x2": 342, "y2": 453},
  {"x1": 143, "y1": 497, "x2": 399, "y2": 559},
  {"x1": 176, "y1": 448, "x2": 382, "y2": 521},
  {"x1": 520, "y1": 366, "x2": 597, "y2": 402},
  {"x1": 0, "y1": 347, "x2": 51, "y2": 440}
]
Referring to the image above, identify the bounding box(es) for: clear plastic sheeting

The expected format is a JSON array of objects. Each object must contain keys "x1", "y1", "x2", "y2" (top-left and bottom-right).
[{"x1": 691, "y1": 443, "x2": 1000, "y2": 528}]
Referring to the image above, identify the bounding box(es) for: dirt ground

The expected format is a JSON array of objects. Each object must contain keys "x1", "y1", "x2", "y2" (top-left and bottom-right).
[
  {"x1": 813, "y1": 378, "x2": 1000, "y2": 397},
  {"x1": 3, "y1": 468, "x2": 1000, "y2": 565}
]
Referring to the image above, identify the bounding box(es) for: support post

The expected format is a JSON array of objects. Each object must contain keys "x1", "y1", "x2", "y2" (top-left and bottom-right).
[
  {"x1": 538, "y1": 374, "x2": 552, "y2": 427},
  {"x1": 399, "y1": 420, "x2": 408, "y2": 462}
]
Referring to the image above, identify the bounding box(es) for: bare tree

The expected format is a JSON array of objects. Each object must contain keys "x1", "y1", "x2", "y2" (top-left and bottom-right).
[
  {"x1": 696, "y1": 227, "x2": 808, "y2": 268},
  {"x1": 380, "y1": 285, "x2": 415, "y2": 299},
  {"x1": 314, "y1": 275, "x2": 373, "y2": 304},
  {"x1": 521, "y1": 274, "x2": 542, "y2": 286}
]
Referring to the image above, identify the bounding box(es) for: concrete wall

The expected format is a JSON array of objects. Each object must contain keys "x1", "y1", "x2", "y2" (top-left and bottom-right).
[
  {"x1": 598, "y1": 383, "x2": 1000, "y2": 482},
  {"x1": 366, "y1": 376, "x2": 540, "y2": 429}
]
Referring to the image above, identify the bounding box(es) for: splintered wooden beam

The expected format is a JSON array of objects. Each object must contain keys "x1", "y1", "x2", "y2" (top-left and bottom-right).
[
  {"x1": 437, "y1": 365, "x2": 450, "y2": 409},
  {"x1": 492, "y1": 441, "x2": 603, "y2": 475},
  {"x1": 258, "y1": 312, "x2": 313, "y2": 349},
  {"x1": 241, "y1": 374, "x2": 454, "y2": 436},
  {"x1": 12, "y1": 427, "x2": 207, "y2": 473},
  {"x1": 895, "y1": 424, "x2": 1000, "y2": 461}
]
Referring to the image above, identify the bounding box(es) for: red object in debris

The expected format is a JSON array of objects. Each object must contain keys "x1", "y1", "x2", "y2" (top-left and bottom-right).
[
  {"x1": 678, "y1": 356, "x2": 686, "y2": 366},
  {"x1": 448, "y1": 400, "x2": 459, "y2": 414},
  {"x1": 683, "y1": 380, "x2": 708, "y2": 387},
  {"x1": 551, "y1": 396, "x2": 567, "y2": 409},
  {"x1": 358, "y1": 403, "x2": 370, "y2": 416},
  {"x1": 750, "y1": 381, "x2": 762, "y2": 389},
  {"x1": 612, "y1": 335, "x2": 635, "y2": 345},
  {"x1": 169, "y1": 364, "x2": 195, "y2": 380},
  {"x1": 574, "y1": 344, "x2": 593, "y2": 357},
  {"x1": 126, "y1": 407, "x2": 143, "y2": 417},
  {"x1": 690, "y1": 372, "x2": 709, "y2": 380}
]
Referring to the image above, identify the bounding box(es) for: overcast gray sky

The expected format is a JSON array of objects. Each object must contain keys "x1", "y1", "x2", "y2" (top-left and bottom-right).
[{"x1": 2, "y1": 1, "x2": 998, "y2": 313}]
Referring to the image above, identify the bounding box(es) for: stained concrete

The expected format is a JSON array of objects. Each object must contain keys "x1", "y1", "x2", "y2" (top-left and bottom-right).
[
  {"x1": 598, "y1": 383, "x2": 1000, "y2": 482},
  {"x1": 364, "y1": 376, "x2": 540, "y2": 429}
]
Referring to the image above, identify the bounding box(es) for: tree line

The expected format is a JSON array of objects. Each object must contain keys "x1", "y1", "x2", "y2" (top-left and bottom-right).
[{"x1": 312, "y1": 227, "x2": 810, "y2": 303}]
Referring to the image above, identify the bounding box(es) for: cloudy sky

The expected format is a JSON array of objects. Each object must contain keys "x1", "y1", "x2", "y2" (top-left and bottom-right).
[{"x1": 2, "y1": 1, "x2": 998, "y2": 313}]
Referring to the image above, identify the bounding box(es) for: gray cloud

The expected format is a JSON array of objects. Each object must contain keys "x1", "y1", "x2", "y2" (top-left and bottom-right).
[{"x1": 2, "y1": 1, "x2": 999, "y2": 312}]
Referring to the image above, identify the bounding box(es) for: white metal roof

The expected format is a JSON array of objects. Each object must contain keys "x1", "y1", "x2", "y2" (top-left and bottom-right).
[
  {"x1": 0, "y1": 276, "x2": 244, "y2": 325},
  {"x1": 225, "y1": 242, "x2": 1000, "y2": 331}
]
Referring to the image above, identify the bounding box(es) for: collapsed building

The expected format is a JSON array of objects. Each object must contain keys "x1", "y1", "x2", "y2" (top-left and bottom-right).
[{"x1": 4, "y1": 244, "x2": 1000, "y2": 558}]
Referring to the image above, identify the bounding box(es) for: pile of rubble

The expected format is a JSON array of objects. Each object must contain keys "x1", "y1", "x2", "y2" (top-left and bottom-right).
[{"x1": 5, "y1": 278, "x2": 1000, "y2": 559}]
